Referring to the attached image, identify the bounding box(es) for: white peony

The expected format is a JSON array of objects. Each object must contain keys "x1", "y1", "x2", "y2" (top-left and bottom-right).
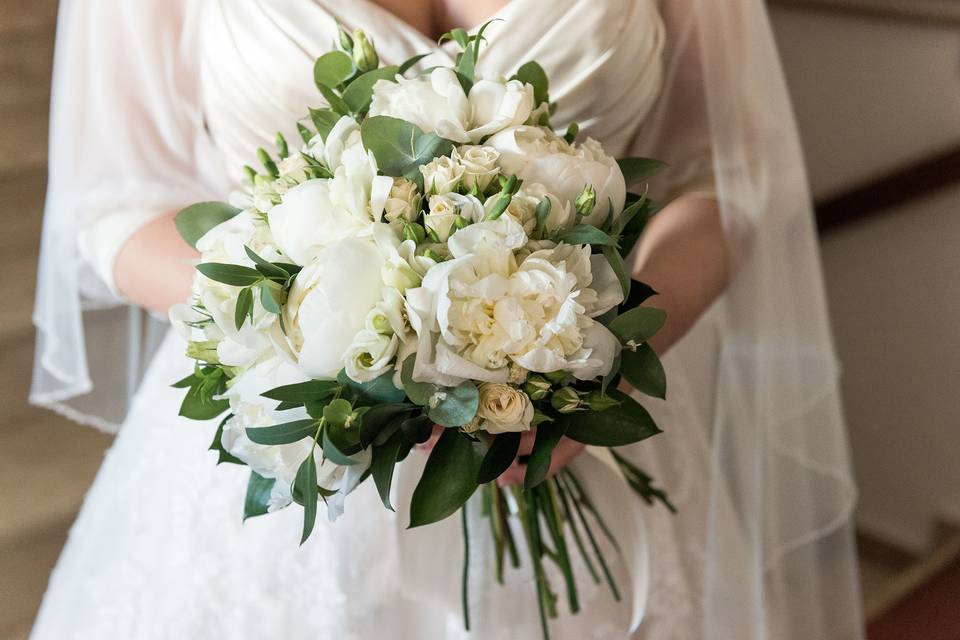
[
  {"x1": 454, "y1": 145, "x2": 501, "y2": 192},
  {"x1": 405, "y1": 215, "x2": 623, "y2": 385},
  {"x1": 284, "y1": 238, "x2": 386, "y2": 379},
  {"x1": 475, "y1": 383, "x2": 534, "y2": 434},
  {"x1": 370, "y1": 68, "x2": 535, "y2": 144},
  {"x1": 486, "y1": 126, "x2": 626, "y2": 227}
]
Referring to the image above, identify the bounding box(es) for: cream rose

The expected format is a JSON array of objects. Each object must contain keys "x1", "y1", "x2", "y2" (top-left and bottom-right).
[
  {"x1": 476, "y1": 383, "x2": 534, "y2": 434},
  {"x1": 453, "y1": 145, "x2": 501, "y2": 192},
  {"x1": 420, "y1": 155, "x2": 465, "y2": 195},
  {"x1": 383, "y1": 177, "x2": 422, "y2": 223},
  {"x1": 424, "y1": 193, "x2": 482, "y2": 242}
]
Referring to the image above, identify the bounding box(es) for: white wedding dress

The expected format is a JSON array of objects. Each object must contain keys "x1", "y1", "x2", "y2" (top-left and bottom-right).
[{"x1": 30, "y1": 1, "x2": 865, "y2": 639}]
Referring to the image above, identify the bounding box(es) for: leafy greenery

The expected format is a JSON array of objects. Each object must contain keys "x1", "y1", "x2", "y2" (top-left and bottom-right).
[
  {"x1": 427, "y1": 381, "x2": 480, "y2": 428},
  {"x1": 559, "y1": 390, "x2": 661, "y2": 446},
  {"x1": 371, "y1": 431, "x2": 404, "y2": 510},
  {"x1": 196, "y1": 263, "x2": 262, "y2": 287},
  {"x1": 476, "y1": 432, "x2": 521, "y2": 484},
  {"x1": 409, "y1": 430, "x2": 484, "y2": 528},
  {"x1": 313, "y1": 51, "x2": 354, "y2": 89},
  {"x1": 337, "y1": 369, "x2": 407, "y2": 404},
  {"x1": 342, "y1": 66, "x2": 399, "y2": 114},
  {"x1": 294, "y1": 455, "x2": 318, "y2": 544},
  {"x1": 243, "y1": 471, "x2": 276, "y2": 521},
  {"x1": 174, "y1": 202, "x2": 240, "y2": 249},
  {"x1": 175, "y1": 366, "x2": 230, "y2": 420},
  {"x1": 245, "y1": 419, "x2": 317, "y2": 446},
  {"x1": 558, "y1": 224, "x2": 617, "y2": 247},
  {"x1": 619, "y1": 343, "x2": 667, "y2": 400},
  {"x1": 262, "y1": 380, "x2": 338, "y2": 403},
  {"x1": 360, "y1": 116, "x2": 454, "y2": 185},
  {"x1": 608, "y1": 306, "x2": 667, "y2": 345},
  {"x1": 524, "y1": 423, "x2": 568, "y2": 489},
  {"x1": 514, "y1": 61, "x2": 549, "y2": 106},
  {"x1": 617, "y1": 157, "x2": 667, "y2": 187}
]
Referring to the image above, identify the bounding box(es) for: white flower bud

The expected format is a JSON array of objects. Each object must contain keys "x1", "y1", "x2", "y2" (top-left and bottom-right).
[
  {"x1": 420, "y1": 156, "x2": 465, "y2": 195},
  {"x1": 383, "y1": 177, "x2": 422, "y2": 224}
]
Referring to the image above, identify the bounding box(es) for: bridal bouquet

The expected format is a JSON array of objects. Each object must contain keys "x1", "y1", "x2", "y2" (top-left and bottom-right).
[{"x1": 171, "y1": 23, "x2": 672, "y2": 638}]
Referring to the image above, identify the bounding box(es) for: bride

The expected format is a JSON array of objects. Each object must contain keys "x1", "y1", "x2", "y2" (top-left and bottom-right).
[{"x1": 30, "y1": 0, "x2": 864, "y2": 638}]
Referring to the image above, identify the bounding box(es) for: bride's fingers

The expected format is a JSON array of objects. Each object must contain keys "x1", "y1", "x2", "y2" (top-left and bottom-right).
[{"x1": 416, "y1": 425, "x2": 444, "y2": 451}]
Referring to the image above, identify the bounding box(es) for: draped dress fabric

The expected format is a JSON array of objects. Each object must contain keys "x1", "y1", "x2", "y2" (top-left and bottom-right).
[{"x1": 30, "y1": 0, "x2": 865, "y2": 639}]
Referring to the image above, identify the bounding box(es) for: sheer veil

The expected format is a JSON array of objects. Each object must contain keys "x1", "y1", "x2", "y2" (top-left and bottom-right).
[{"x1": 31, "y1": 0, "x2": 863, "y2": 637}]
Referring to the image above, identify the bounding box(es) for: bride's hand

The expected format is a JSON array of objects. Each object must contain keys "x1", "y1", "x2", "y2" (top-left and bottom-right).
[{"x1": 418, "y1": 426, "x2": 585, "y2": 487}]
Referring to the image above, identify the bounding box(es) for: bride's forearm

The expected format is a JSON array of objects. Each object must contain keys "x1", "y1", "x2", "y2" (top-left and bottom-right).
[
  {"x1": 631, "y1": 194, "x2": 732, "y2": 355},
  {"x1": 114, "y1": 211, "x2": 197, "y2": 315}
]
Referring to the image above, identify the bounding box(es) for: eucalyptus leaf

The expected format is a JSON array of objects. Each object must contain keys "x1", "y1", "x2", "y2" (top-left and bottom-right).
[
  {"x1": 294, "y1": 455, "x2": 318, "y2": 544},
  {"x1": 608, "y1": 306, "x2": 667, "y2": 345},
  {"x1": 523, "y1": 423, "x2": 567, "y2": 489},
  {"x1": 559, "y1": 390, "x2": 661, "y2": 446},
  {"x1": 401, "y1": 355, "x2": 435, "y2": 406},
  {"x1": 309, "y1": 108, "x2": 341, "y2": 142},
  {"x1": 323, "y1": 398, "x2": 354, "y2": 428},
  {"x1": 313, "y1": 51, "x2": 354, "y2": 89},
  {"x1": 322, "y1": 428, "x2": 359, "y2": 466},
  {"x1": 337, "y1": 369, "x2": 406, "y2": 404},
  {"x1": 427, "y1": 381, "x2": 480, "y2": 428},
  {"x1": 409, "y1": 430, "x2": 484, "y2": 528},
  {"x1": 558, "y1": 224, "x2": 618, "y2": 247},
  {"x1": 371, "y1": 431, "x2": 404, "y2": 510},
  {"x1": 174, "y1": 202, "x2": 240, "y2": 249},
  {"x1": 243, "y1": 471, "x2": 276, "y2": 521},
  {"x1": 514, "y1": 60, "x2": 549, "y2": 106},
  {"x1": 619, "y1": 343, "x2": 667, "y2": 400},
  {"x1": 246, "y1": 419, "x2": 317, "y2": 445},
  {"x1": 476, "y1": 432, "x2": 521, "y2": 484},
  {"x1": 360, "y1": 116, "x2": 454, "y2": 182},
  {"x1": 196, "y1": 263, "x2": 262, "y2": 287},
  {"x1": 617, "y1": 157, "x2": 667, "y2": 188},
  {"x1": 342, "y1": 66, "x2": 398, "y2": 113}
]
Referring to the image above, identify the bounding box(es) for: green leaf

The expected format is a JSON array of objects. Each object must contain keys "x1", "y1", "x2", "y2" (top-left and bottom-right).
[
  {"x1": 313, "y1": 51, "x2": 354, "y2": 89},
  {"x1": 262, "y1": 380, "x2": 339, "y2": 403},
  {"x1": 524, "y1": 423, "x2": 567, "y2": 489},
  {"x1": 342, "y1": 65, "x2": 398, "y2": 114},
  {"x1": 294, "y1": 455, "x2": 318, "y2": 544},
  {"x1": 617, "y1": 157, "x2": 667, "y2": 188},
  {"x1": 318, "y1": 83, "x2": 351, "y2": 116},
  {"x1": 259, "y1": 284, "x2": 283, "y2": 314},
  {"x1": 455, "y1": 45, "x2": 476, "y2": 93},
  {"x1": 243, "y1": 471, "x2": 276, "y2": 521},
  {"x1": 322, "y1": 398, "x2": 353, "y2": 427},
  {"x1": 337, "y1": 369, "x2": 406, "y2": 404},
  {"x1": 196, "y1": 263, "x2": 262, "y2": 287},
  {"x1": 371, "y1": 431, "x2": 404, "y2": 510},
  {"x1": 558, "y1": 224, "x2": 618, "y2": 247},
  {"x1": 559, "y1": 390, "x2": 661, "y2": 446},
  {"x1": 209, "y1": 415, "x2": 244, "y2": 465},
  {"x1": 621, "y1": 281, "x2": 658, "y2": 310},
  {"x1": 449, "y1": 28, "x2": 470, "y2": 48},
  {"x1": 608, "y1": 306, "x2": 667, "y2": 345},
  {"x1": 409, "y1": 430, "x2": 484, "y2": 528},
  {"x1": 324, "y1": 419, "x2": 362, "y2": 456},
  {"x1": 322, "y1": 428, "x2": 359, "y2": 466},
  {"x1": 244, "y1": 246, "x2": 288, "y2": 280},
  {"x1": 360, "y1": 116, "x2": 454, "y2": 182},
  {"x1": 514, "y1": 60, "x2": 549, "y2": 106},
  {"x1": 178, "y1": 383, "x2": 229, "y2": 421},
  {"x1": 601, "y1": 349, "x2": 622, "y2": 396},
  {"x1": 246, "y1": 419, "x2": 317, "y2": 445},
  {"x1": 309, "y1": 108, "x2": 341, "y2": 142},
  {"x1": 400, "y1": 413, "x2": 434, "y2": 444},
  {"x1": 619, "y1": 343, "x2": 666, "y2": 400},
  {"x1": 427, "y1": 381, "x2": 480, "y2": 428},
  {"x1": 398, "y1": 53, "x2": 430, "y2": 75},
  {"x1": 174, "y1": 202, "x2": 240, "y2": 249},
  {"x1": 476, "y1": 432, "x2": 521, "y2": 484},
  {"x1": 400, "y1": 356, "x2": 435, "y2": 406},
  {"x1": 359, "y1": 403, "x2": 414, "y2": 447},
  {"x1": 234, "y1": 287, "x2": 253, "y2": 330},
  {"x1": 602, "y1": 245, "x2": 630, "y2": 300}
]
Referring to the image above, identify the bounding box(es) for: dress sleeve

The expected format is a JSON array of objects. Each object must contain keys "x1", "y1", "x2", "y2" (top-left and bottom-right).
[
  {"x1": 49, "y1": 0, "x2": 211, "y2": 300},
  {"x1": 31, "y1": 0, "x2": 218, "y2": 430}
]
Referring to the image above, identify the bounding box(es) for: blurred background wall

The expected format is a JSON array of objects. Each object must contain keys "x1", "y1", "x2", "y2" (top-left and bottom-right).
[{"x1": 0, "y1": 1, "x2": 958, "y2": 639}]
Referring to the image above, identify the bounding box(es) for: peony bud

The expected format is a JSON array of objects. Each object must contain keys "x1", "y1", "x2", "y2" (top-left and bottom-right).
[
  {"x1": 575, "y1": 184, "x2": 597, "y2": 221},
  {"x1": 337, "y1": 22, "x2": 354, "y2": 52},
  {"x1": 352, "y1": 29, "x2": 379, "y2": 73},
  {"x1": 523, "y1": 375, "x2": 551, "y2": 401},
  {"x1": 186, "y1": 340, "x2": 220, "y2": 365}
]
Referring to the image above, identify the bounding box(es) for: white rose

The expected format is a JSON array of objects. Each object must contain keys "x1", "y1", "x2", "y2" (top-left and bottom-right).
[
  {"x1": 373, "y1": 224, "x2": 436, "y2": 291},
  {"x1": 383, "y1": 177, "x2": 422, "y2": 223},
  {"x1": 284, "y1": 238, "x2": 386, "y2": 378},
  {"x1": 486, "y1": 126, "x2": 626, "y2": 227},
  {"x1": 420, "y1": 155, "x2": 465, "y2": 195},
  {"x1": 344, "y1": 329, "x2": 399, "y2": 382},
  {"x1": 370, "y1": 68, "x2": 535, "y2": 144},
  {"x1": 424, "y1": 193, "x2": 483, "y2": 242},
  {"x1": 476, "y1": 383, "x2": 534, "y2": 434},
  {"x1": 454, "y1": 145, "x2": 501, "y2": 191}
]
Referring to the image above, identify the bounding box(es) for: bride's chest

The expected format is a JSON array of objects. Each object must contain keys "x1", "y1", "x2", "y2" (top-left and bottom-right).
[{"x1": 192, "y1": 0, "x2": 665, "y2": 180}]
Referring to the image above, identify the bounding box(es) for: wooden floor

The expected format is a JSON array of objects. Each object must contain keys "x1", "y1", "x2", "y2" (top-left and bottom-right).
[{"x1": 0, "y1": 2, "x2": 955, "y2": 639}]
